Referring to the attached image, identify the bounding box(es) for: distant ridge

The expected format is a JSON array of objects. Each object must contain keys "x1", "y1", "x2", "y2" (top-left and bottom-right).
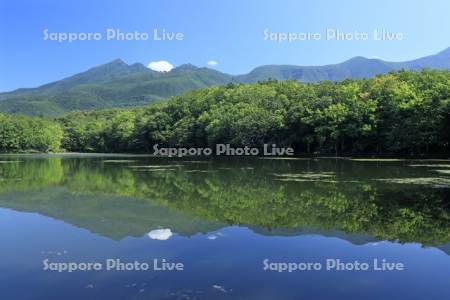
[
  {"x1": 1, "y1": 47, "x2": 450, "y2": 116},
  {"x1": 237, "y1": 47, "x2": 450, "y2": 82}
]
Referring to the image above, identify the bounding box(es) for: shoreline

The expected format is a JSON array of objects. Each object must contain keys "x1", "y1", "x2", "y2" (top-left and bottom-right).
[{"x1": 0, "y1": 152, "x2": 449, "y2": 161}]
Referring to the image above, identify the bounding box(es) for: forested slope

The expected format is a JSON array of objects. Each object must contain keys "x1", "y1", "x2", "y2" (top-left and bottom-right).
[{"x1": 1, "y1": 70, "x2": 449, "y2": 156}]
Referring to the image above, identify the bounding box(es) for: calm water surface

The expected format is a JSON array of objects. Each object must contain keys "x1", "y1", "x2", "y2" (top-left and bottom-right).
[{"x1": 0, "y1": 154, "x2": 449, "y2": 300}]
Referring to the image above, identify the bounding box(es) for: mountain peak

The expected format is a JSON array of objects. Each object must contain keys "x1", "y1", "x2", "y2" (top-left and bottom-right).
[
  {"x1": 108, "y1": 58, "x2": 127, "y2": 65},
  {"x1": 345, "y1": 56, "x2": 369, "y2": 63},
  {"x1": 129, "y1": 62, "x2": 149, "y2": 72},
  {"x1": 87, "y1": 59, "x2": 129, "y2": 73},
  {"x1": 80, "y1": 58, "x2": 131, "y2": 75},
  {"x1": 172, "y1": 64, "x2": 199, "y2": 71}
]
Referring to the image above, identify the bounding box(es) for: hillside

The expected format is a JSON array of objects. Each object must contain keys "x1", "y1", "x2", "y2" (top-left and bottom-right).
[
  {"x1": 1, "y1": 47, "x2": 450, "y2": 116},
  {"x1": 0, "y1": 60, "x2": 232, "y2": 115}
]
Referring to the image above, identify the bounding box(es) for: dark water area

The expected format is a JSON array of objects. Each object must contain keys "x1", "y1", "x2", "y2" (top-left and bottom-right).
[{"x1": 0, "y1": 154, "x2": 449, "y2": 299}]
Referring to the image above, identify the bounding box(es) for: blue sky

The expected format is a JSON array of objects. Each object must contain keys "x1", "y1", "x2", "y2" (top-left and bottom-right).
[{"x1": 1, "y1": 0, "x2": 450, "y2": 91}]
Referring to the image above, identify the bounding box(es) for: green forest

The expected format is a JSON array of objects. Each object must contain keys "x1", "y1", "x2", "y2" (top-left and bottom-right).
[
  {"x1": 1, "y1": 69, "x2": 450, "y2": 155},
  {"x1": 0, "y1": 113, "x2": 62, "y2": 152}
]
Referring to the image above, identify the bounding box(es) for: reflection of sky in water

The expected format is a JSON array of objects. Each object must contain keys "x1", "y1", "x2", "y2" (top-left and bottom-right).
[
  {"x1": 0, "y1": 208, "x2": 449, "y2": 300},
  {"x1": 147, "y1": 228, "x2": 173, "y2": 240}
]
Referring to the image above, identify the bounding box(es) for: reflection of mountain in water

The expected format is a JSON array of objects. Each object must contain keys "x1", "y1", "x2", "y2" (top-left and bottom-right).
[
  {"x1": 3, "y1": 187, "x2": 449, "y2": 256},
  {"x1": 0, "y1": 188, "x2": 224, "y2": 240},
  {"x1": 251, "y1": 227, "x2": 379, "y2": 245},
  {"x1": 437, "y1": 244, "x2": 450, "y2": 256},
  {"x1": 0, "y1": 156, "x2": 449, "y2": 247},
  {"x1": 0, "y1": 187, "x2": 379, "y2": 246}
]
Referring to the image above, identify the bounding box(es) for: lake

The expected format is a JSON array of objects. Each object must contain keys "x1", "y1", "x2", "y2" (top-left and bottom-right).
[{"x1": 0, "y1": 154, "x2": 449, "y2": 300}]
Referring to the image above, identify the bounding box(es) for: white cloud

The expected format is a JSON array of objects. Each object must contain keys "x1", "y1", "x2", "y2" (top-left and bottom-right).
[
  {"x1": 147, "y1": 228, "x2": 173, "y2": 240},
  {"x1": 207, "y1": 60, "x2": 218, "y2": 67},
  {"x1": 147, "y1": 60, "x2": 173, "y2": 72}
]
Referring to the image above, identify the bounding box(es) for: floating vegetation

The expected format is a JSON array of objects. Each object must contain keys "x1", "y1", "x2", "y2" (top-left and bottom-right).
[
  {"x1": 315, "y1": 156, "x2": 347, "y2": 159},
  {"x1": 128, "y1": 165, "x2": 182, "y2": 168},
  {"x1": 432, "y1": 170, "x2": 450, "y2": 175},
  {"x1": 102, "y1": 160, "x2": 137, "y2": 163},
  {"x1": 272, "y1": 172, "x2": 337, "y2": 183},
  {"x1": 348, "y1": 158, "x2": 405, "y2": 162},
  {"x1": 411, "y1": 159, "x2": 450, "y2": 162},
  {"x1": 133, "y1": 169, "x2": 176, "y2": 172},
  {"x1": 374, "y1": 177, "x2": 450, "y2": 187},
  {"x1": 184, "y1": 170, "x2": 217, "y2": 173},
  {"x1": 167, "y1": 289, "x2": 203, "y2": 300},
  {"x1": 212, "y1": 285, "x2": 229, "y2": 293},
  {"x1": 275, "y1": 178, "x2": 338, "y2": 183},
  {"x1": 258, "y1": 157, "x2": 310, "y2": 160},
  {"x1": 408, "y1": 164, "x2": 450, "y2": 168},
  {"x1": 272, "y1": 172, "x2": 335, "y2": 179}
]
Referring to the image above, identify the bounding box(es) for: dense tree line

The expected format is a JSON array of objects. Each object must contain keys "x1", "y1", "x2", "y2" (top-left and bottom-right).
[
  {"x1": 1, "y1": 70, "x2": 450, "y2": 155},
  {"x1": 0, "y1": 113, "x2": 62, "y2": 152},
  {"x1": 57, "y1": 70, "x2": 450, "y2": 155}
]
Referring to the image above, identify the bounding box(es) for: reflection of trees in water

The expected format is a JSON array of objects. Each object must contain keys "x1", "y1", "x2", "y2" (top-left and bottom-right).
[{"x1": 0, "y1": 157, "x2": 448, "y2": 245}]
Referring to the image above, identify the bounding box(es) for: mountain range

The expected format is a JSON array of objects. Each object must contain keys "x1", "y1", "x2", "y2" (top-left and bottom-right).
[{"x1": 1, "y1": 47, "x2": 450, "y2": 116}]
